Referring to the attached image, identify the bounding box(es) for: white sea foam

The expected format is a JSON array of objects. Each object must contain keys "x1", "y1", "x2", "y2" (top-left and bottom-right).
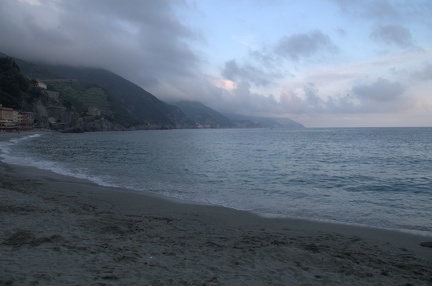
[
  {"x1": 0, "y1": 133, "x2": 119, "y2": 189},
  {"x1": 4, "y1": 149, "x2": 121, "y2": 189},
  {"x1": 0, "y1": 134, "x2": 40, "y2": 158},
  {"x1": 9, "y1": 133, "x2": 41, "y2": 144}
]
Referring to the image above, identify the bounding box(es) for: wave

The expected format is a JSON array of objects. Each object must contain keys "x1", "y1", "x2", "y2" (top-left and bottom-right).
[
  {"x1": 0, "y1": 133, "x2": 121, "y2": 189},
  {"x1": 0, "y1": 133, "x2": 41, "y2": 155},
  {"x1": 2, "y1": 128, "x2": 431, "y2": 237},
  {"x1": 9, "y1": 133, "x2": 41, "y2": 144}
]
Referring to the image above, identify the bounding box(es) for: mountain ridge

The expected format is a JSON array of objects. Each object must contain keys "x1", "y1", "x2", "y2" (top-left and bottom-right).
[
  {"x1": 23, "y1": 64, "x2": 195, "y2": 129},
  {"x1": 172, "y1": 100, "x2": 234, "y2": 128},
  {"x1": 1, "y1": 52, "x2": 304, "y2": 131}
]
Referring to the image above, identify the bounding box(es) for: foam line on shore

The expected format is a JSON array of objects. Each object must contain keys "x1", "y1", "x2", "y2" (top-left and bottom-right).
[{"x1": 2, "y1": 131, "x2": 432, "y2": 239}]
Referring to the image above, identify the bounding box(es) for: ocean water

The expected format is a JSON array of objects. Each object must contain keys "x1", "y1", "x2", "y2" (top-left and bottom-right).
[{"x1": 1, "y1": 128, "x2": 431, "y2": 235}]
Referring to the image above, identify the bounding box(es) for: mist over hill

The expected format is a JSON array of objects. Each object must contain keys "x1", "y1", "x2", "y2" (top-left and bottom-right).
[
  {"x1": 173, "y1": 101, "x2": 305, "y2": 129},
  {"x1": 172, "y1": 101, "x2": 234, "y2": 128},
  {"x1": 224, "y1": 113, "x2": 305, "y2": 129},
  {"x1": 1, "y1": 52, "x2": 304, "y2": 131},
  {"x1": 41, "y1": 65, "x2": 194, "y2": 128}
]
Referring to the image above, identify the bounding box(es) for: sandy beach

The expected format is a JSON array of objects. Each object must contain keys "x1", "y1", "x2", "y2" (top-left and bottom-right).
[{"x1": 1, "y1": 134, "x2": 431, "y2": 285}]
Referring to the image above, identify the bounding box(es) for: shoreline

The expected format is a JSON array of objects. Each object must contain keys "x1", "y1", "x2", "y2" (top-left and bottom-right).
[
  {"x1": 2, "y1": 131, "x2": 432, "y2": 238},
  {"x1": 1, "y1": 132, "x2": 432, "y2": 284}
]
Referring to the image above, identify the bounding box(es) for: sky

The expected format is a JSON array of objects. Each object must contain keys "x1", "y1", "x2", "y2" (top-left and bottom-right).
[{"x1": 0, "y1": 0, "x2": 431, "y2": 127}]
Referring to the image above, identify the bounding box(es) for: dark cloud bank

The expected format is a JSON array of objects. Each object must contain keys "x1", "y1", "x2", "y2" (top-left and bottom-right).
[
  {"x1": 370, "y1": 24, "x2": 412, "y2": 48},
  {"x1": 0, "y1": 0, "x2": 429, "y2": 125},
  {"x1": 0, "y1": 0, "x2": 200, "y2": 90},
  {"x1": 275, "y1": 30, "x2": 337, "y2": 61}
]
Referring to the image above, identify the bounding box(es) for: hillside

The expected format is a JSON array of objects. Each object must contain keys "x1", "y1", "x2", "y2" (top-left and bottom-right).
[
  {"x1": 41, "y1": 66, "x2": 193, "y2": 128},
  {"x1": 8, "y1": 57, "x2": 196, "y2": 130},
  {"x1": 173, "y1": 100, "x2": 305, "y2": 129},
  {"x1": 0, "y1": 56, "x2": 32, "y2": 110},
  {"x1": 1, "y1": 52, "x2": 305, "y2": 132},
  {"x1": 224, "y1": 113, "x2": 305, "y2": 129},
  {"x1": 0, "y1": 56, "x2": 85, "y2": 131},
  {"x1": 0, "y1": 54, "x2": 195, "y2": 131},
  {"x1": 173, "y1": 100, "x2": 234, "y2": 128}
]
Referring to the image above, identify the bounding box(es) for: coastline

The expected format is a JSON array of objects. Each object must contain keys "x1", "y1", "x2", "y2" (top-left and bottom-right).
[
  {"x1": 0, "y1": 128, "x2": 432, "y2": 238},
  {"x1": 1, "y1": 133, "x2": 431, "y2": 285}
]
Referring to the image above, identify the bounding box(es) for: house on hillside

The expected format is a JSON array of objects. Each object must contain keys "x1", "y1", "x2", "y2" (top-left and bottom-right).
[
  {"x1": 0, "y1": 105, "x2": 34, "y2": 131},
  {"x1": 19, "y1": 111, "x2": 34, "y2": 131},
  {"x1": 13, "y1": 110, "x2": 22, "y2": 124},
  {"x1": 88, "y1": 107, "x2": 101, "y2": 117},
  {"x1": 0, "y1": 104, "x2": 15, "y2": 130},
  {"x1": 36, "y1": 80, "x2": 47, "y2": 90}
]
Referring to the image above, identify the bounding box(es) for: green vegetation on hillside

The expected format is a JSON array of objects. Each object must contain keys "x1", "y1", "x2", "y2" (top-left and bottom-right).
[
  {"x1": 1, "y1": 53, "x2": 304, "y2": 131},
  {"x1": 39, "y1": 65, "x2": 193, "y2": 128},
  {"x1": 49, "y1": 82, "x2": 113, "y2": 117},
  {"x1": 47, "y1": 79, "x2": 140, "y2": 128},
  {"x1": 0, "y1": 57, "x2": 36, "y2": 109}
]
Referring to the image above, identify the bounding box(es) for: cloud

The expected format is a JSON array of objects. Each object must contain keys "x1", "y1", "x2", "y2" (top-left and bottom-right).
[
  {"x1": 331, "y1": 0, "x2": 399, "y2": 21},
  {"x1": 1, "y1": 0, "x2": 430, "y2": 127},
  {"x1": 361, "y1": 0, "x2": 399, "y2": 21},
  {"x1": 370, "y1": 24, "x2": 412, "y2": 48},
  {"x1": 279, "y1": 85, "x2": 353, "y2": 114},
  {"x1": 337, "y1": 27, "x2": 346, "y2": 37},
  {"x1": 208, "y1": 77, "x2": 237, "y2": 91},
  {"x1": 231, "y1": 81, "x2": 280, "y2": 113},
  {"x1": 302, "y1": 83, "x2": 323, "y2": 108},
  {"x1": 0, "y1": 0, "x2": 201, "y2": 90},
  {"x1": 331, "y1": 0, "x2": 432, "y2": 31},
  {"x1": 192, "y1": 79, "x2": 281, "y2": 117},
  {"x1": 412, "y1": 62, "x2": 432, "y2": 81},
  {"x1": 221, "y1": 59, "x2": 281, "y2": 87},
  {"x1": 278, "y1": 77, "x2": 410, "y2": 115},
  {"x1": 352, "y1": 78, "x2": 405, "y2": 102},
  {"x1": 249, "y1": 49, "x2": 276, "y2": 67},
  {"x1": 275, "y1": 30, "x2": 337, "y2": 60}
]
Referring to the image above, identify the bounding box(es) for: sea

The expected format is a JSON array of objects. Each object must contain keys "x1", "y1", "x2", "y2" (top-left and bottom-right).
[{"x1": 1, "y1": 127, "x2": 431, "y2": 236}]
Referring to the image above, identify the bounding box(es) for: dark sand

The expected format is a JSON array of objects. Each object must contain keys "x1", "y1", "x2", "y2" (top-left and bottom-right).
[{"x1": 1, "y1": 133, "x2": 431, "y2": 285}]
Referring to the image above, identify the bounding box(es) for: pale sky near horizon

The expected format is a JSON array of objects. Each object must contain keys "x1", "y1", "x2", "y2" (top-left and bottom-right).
[{"x1": 0, "y1": 0, "x2": 431, "y2": 127}]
